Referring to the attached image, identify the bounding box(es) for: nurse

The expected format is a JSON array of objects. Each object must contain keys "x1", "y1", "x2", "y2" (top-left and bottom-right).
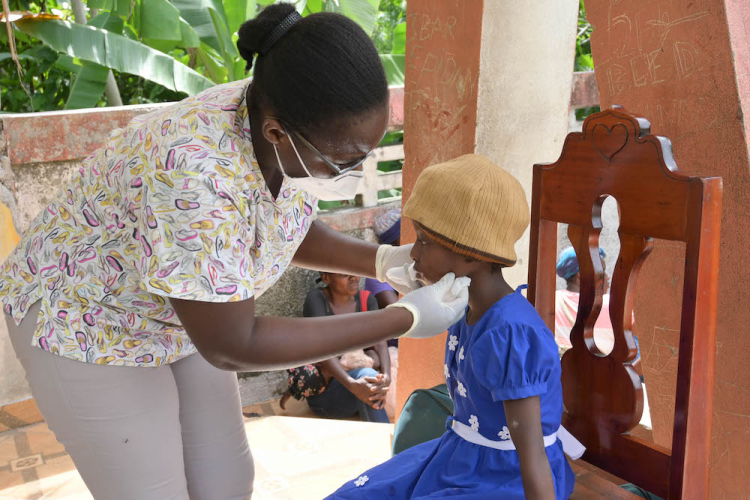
[{"x1": 0, "y1": 4, "x2": 467, "y2": 499}]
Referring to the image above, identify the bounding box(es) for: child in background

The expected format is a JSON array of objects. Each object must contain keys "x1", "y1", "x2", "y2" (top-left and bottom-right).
[
  {"x1": 364, "y1": 209, "x2": 402, "y2": 311},
  {"x1": 327, "y1": 155, "x2": 581, "y2": 499}
]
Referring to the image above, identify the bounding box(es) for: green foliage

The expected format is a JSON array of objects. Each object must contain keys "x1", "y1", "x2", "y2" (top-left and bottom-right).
[
  {"x1": 574, "y1": 0, "x2": 599, "y2": 120},
  {"x1": 2, "y1": 1, "x2": 596, "y2": 115},
  {"x1": 1, "y1": 0, "x2": 408, "y2": 112},
  {"x1": 14, "y1": 18, "x2": 214, "y2": 95},
  {"x1": 371, "y1": 0, "x2": 404, "y2": 53},
  {"x1": 575, "y1": 0, "x2": 592, "y2": 72},
  {"x1": 1, "y1": 28, "x2": 73, "y2": 112}
]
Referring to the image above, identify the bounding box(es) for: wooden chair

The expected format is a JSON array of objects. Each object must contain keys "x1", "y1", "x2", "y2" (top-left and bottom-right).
[{"x1": 527, "y1": 107, "x2": 722, "y2": 499}]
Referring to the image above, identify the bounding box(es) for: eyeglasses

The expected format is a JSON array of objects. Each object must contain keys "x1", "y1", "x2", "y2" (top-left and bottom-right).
[{"x1": 287, "y1": 127, "x2": 373, "y2": 177}]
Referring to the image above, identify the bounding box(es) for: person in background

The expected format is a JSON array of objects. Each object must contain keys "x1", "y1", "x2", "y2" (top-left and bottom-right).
[
  {"x1": 281, "y1": 272, "x2": 391, "y2": 422},
  {"x1": 365, "y1": 209, "x2": 401, "y2": 310},
  {"x1": 554, "y1": 247, "x2": 612, "y2": 354},
  {"x1": 555, "y1": 247, "x2": 641, "y2": 374}
]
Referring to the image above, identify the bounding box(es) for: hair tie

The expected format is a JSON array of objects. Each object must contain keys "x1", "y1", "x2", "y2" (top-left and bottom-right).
[{"x1": 261, "y1": 10, "x2": 302, "y2": 56}]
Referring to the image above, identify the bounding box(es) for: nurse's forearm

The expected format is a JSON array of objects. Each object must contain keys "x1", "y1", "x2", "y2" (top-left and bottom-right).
[
  {"x1": 292, "y1": 220, "x2": 378, "y2": 278},
  {"x1": 235, "y1": 309, "x2": 411, "y2": 371},
  {"x1": 172, "y1": 295, "x2": 411, "y2": 372}
]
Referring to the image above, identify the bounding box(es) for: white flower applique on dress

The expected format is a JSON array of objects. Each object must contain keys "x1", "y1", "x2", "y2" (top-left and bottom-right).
[
  {"x1": 469, "y1": 415, "x2": 479, "y2": 432},
  {"x1": 448, "y1": 335, "x2": 459, "y2": 351},
  {"x1": 498, "y1": 426, "x2": 511, "y2": 440},
  {"x1": 457, "y1": 381, "x2": 467, "y2": 398},
  {"x1": 444, "y1": 364, "x2": 450, "y2": 379},
  {"x1": 354, "y1": 475, "x2": 369, "y2": 487},
  {"x1": 458, "y1": 346, "x2": 465, "y2": 363}
]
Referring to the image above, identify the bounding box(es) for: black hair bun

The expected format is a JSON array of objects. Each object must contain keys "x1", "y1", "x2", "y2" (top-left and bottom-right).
[{"x1": 237, "y1": 2, "x2": 297, "y2": 71}]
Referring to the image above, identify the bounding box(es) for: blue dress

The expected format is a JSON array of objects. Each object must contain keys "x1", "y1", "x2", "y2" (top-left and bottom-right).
[{"x1": 326, "y1": 287, "x2": 575, "y2": 499}]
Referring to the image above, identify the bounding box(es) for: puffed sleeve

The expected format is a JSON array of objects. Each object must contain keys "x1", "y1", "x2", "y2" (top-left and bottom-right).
[
  {"x1": 470, "y1": 323, "x2": 558, "y2": 402},
  {"x1": 138, "y1": 172, "x2": 255, "y2": 302}
]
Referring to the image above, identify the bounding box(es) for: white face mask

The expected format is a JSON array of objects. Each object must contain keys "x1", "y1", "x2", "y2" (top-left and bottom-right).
[{"x1": 273, "y1": 139, "x2": 364, "y2": 202}]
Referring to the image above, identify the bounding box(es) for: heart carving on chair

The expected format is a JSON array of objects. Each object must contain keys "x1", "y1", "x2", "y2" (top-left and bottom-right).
[{"x1": 592, "y1": 123, "x2": 629, "y2": 162}]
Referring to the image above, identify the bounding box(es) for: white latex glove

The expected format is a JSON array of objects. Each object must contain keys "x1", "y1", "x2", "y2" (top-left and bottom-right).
[
  {"x1": 375, "y1": 244, "x2": 415, "y2": 293},
  {"x1": 386, "y1": 262, "x2": 422, "y2": 296},
  {"x1": 387, "y1": 272, "x2": 471, "y2": 339}
]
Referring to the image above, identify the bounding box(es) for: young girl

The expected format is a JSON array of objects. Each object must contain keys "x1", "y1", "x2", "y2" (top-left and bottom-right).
[{"x1": 327, "y1": 154, "x2": 580, "y2": 499}]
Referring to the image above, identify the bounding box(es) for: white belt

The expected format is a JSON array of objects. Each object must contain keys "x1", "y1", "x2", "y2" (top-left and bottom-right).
[{"x1": 451, "y1": 420, "x2": 586, "y2": 460}]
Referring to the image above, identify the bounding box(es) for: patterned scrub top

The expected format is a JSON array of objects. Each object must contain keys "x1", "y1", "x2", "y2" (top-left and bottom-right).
[{"x1": 0, "y1": 79, "x2": 317, "y2": 367}]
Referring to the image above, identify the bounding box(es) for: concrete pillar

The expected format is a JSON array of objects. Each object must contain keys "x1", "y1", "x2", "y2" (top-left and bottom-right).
[
  {"x1": 397, "y1": 0, "x2": 579, "y2": 415},
  {"x1": 474, "y1": 0, "x2": 579, "y2": 287},
  {"x1": 587, "y1": 1, "x2": 750, "y2": 497}
]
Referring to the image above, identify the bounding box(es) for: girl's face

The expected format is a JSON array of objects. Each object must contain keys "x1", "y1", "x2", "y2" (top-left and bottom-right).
[
  {"x1": 410, "y1": 221, "x2": 474, "y2": 286},
  {"x1": 322, "y1": 273, "x2": 360, "y2": 297}
]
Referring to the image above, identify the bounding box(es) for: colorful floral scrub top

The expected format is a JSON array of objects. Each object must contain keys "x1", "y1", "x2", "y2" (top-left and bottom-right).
[{"x1": 0, "y1": 79, "x2": 317, "y2": 367}]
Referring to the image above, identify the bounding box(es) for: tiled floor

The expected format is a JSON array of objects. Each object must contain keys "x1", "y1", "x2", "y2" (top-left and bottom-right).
[
  {"x1": 0, "y1": 397, "x2": 391, "y2": 500},
  {"x1": 0, "y1": 422, "x2": 89, "y2": 500}
]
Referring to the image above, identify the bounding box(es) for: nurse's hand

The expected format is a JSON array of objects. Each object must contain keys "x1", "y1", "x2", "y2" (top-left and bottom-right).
[
  {"x1": 387, "y1": 272, "x2": 471, "y2": 339},
  {"x1": 375, "y1": 244, "x2": 416, "y2": 294},
  {"x1": 385, "y1": 262, "x2": 421, "y2": 295}
]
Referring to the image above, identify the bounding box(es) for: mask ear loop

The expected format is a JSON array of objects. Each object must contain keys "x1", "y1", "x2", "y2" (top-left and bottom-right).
[
  {"x1": 287, "y1": 132, "x2": 319, "y2": 179},
  {"x1": 273, "y1": 145, "x2": 288, "y2": 176}
]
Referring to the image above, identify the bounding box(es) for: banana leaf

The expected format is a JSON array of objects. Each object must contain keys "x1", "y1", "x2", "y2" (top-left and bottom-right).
[
  {"x1": 65, "y1": 62, "x2": 109, "y2": 109},
  {"x1": 391, "y1": 22, "x2": 405, "y2": 55},
  {"x1": 196, "y1": 42, "x2": 228, "y2": 83},
  {"x1": 223, "y1": 0, "x2": 257, "y2": 36},
  {"x1": 172, "y1": 0, "x2": 230, "y2": 54},
  {"x1": 332, "y1": 0, "x2": 378, "y2": 36},
  {"x1": 379, "y1": 54, "x2": 404, "y2": 86},
  {"x1": 0, "y1": 52, "x2": 36, "y2": 62},
  {"x1": 14, "y1": 18, "x2": 213, "y2": 95},
  {"x1": 64, "y1": 12, "x2": 123, "y2": 110},
  {"x1": 139, "y1": 0, "x2": 182, "y2": 41}
]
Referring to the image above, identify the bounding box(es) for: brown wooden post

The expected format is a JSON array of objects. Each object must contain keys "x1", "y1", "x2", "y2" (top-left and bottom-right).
[{"x1": 396, "y1": 0, "x2": 484, "y2": 417}]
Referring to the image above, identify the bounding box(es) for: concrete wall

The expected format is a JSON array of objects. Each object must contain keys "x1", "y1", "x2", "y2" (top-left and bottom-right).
[{"x1": 0, "y1": 122, "x2": 26, "y2": 405}]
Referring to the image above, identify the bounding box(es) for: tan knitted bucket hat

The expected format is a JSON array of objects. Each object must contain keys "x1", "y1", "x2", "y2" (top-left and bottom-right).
[{"x1": 403, "y1": 154, "x2": 530, "y2": 266}]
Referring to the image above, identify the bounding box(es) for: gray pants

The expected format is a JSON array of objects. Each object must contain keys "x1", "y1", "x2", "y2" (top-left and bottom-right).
[{"x1": 5, "y1": 301, "x2": 254, "y2": 500}]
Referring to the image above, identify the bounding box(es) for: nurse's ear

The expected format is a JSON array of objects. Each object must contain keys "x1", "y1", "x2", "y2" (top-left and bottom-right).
[{"x1": 261, "y1": 116, "x2": 290, "y2": 147}]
